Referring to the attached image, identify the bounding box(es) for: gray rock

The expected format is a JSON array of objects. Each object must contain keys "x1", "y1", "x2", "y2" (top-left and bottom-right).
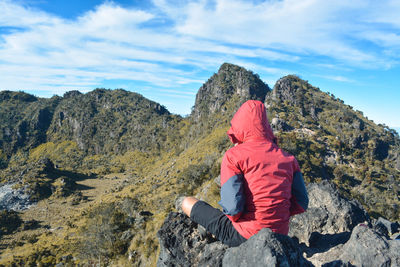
[
  {"x1": 375, "y1": 217, "x2": 400, "y2": 236},
  {"x1": 309, "y1": 224, "x2": 400, "y2": 267},
  {"x1": 157, "y1": 212, "x2": 226, "y2": 267},
  {"x1": 175, "y1": 196, "x2": 185, "y2": 213},
  {"x1": 198, "y1": 242, "x2": 228, "y2": 267},
  {"x1": 0, "y1": 183, "x2": 34, "y2": 211},
  {"x1": 222, "y1": 228, "x2": 312, "y2": 267},
  {"x1": 192, "y1": 63, "x2": 270, "y2": 122},
  {"x1": 341, "y1": 224, "x2": 400, "y2": 266},
  {"x1": 270, "y1": 117, "x2": 293, "y2": 132},
  {"x1": 289, "y1": 181, "x2": 369, "y2": 245},
  {"x1": 157, "y1": 182, "x2": 400, "y2": 267}
]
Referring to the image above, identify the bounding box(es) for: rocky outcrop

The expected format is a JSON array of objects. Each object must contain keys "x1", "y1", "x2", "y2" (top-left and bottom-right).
[
  {"x1": 192, "y1": 63, "x2": 270, "y2": 122},
  {"x1": 0, "y1": 183, "x2": 33, "y2": 211},
  {"x1": 47, "y1": 88, "x2": 173, "y2": 154},
  {"x1": 157, "y1": 213, "x2": 311, "y2": 267},
  {"x1": 289, "y1": 181, "x2": 369, "y2": 245},
  {"x1": 270, "y1": 117, "x2": 293, "y2": 132},
  {"x1": 157, "y1": 182, "x2": 399, "y2": 266},
  {"x1": 157, "y1": 212, "x2": 227, "y2": 267},
  {"x1": 308, "y1": 224, "x2": 400, "y2": 266},
  {"x1": 223, "y1": 228, "x2": 312, "y2": 267},
  {"x1": 271, "y1": 75, "x2": 309, "y2": 107}
]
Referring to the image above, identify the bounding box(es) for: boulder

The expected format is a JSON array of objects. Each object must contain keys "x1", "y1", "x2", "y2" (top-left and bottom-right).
[
  {"x1": 157, "y1": 212, "x2": 227, "y2": 267},
  {"x1": 270, "y1": 117, "x2": 293, "y2": 132},
  {"x1": 289, "y1": 181, "x2": 369, "y2": 245},
  {"x1": 157, "y1": 182, "x2": 400, "y2": 267},
  {"x1": 375, "y1": 217, "x2": 400, "y2": 236},
  {"x1": 222, "y1": 228, "x2": 312, "y2": 267},
  {"x1": 309, "y1": 224, "x2": 400, "y2": 267},
  {"x1": 157, "y1": 213, "x2": 311, "y2": 267}
]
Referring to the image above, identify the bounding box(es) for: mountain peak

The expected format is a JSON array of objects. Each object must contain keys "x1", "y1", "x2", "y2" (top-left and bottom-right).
[
  {"x1": 191, "y1": 63, "x2": 270, "y2": 121},
  {"x1": 271, "y1": 75, "x2": 317, "y2": 104}
]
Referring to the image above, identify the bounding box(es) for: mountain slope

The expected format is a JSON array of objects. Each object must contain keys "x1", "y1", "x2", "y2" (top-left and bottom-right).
[
  {"x1": 266, "y1": 75, "x2": 400, "y2": 219},
  {"x1": 0, "y1": 63, "x2": 399, "y2": 266}
]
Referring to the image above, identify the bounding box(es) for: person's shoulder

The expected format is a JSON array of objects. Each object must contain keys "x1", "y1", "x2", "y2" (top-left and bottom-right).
[
  {"x1": 225, "y1": 143, "x2": 246, "y2": 158},
  {"x1": 276, "y1": 146, "x2": 296, "y2": 160}
]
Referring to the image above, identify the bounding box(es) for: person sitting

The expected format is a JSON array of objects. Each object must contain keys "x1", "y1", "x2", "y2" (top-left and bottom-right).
[{"x1": 181, "y1": 100, "x2": 308, "y2": 247}]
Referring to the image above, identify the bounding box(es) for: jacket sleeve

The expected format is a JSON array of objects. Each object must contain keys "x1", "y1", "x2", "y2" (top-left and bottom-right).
[
  {"x1": 290, "y1": 160, "x2": 309, "y2": 216},
  {"x1": 218, "y1": 152, "x2": 245, "y2": 221}
]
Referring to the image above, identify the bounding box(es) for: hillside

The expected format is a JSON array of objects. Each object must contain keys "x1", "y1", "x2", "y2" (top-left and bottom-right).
[{"x1": 0, "y1": 63, "x2": 399, "y2": 266}]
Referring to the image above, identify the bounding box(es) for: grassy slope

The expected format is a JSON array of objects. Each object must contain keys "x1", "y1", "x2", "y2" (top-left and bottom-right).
[
  {"x1": 0, "y1": 118, "x2": 228, "y2": 266},
  {"x1": 1, "y1": 68, "x2": 399, "y2": 266}
]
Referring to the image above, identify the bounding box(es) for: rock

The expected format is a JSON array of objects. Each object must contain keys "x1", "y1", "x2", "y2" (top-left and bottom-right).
[
  {"x1": 375, "y1": 217, "x2": 400, "y2": 236},
  {"x1": 340, "y1": 224, "x2": 400, "y2": 266},
  {"x1": 289, "y1": 181, "x2": 369, "y2": 245},
  {"x1": 352, "y1": 119, "x2": 365, "y2": 131},
  {"x1": 120, "y1": 230, "x2": 134, "y2": 242},
  {"x1": 198, "y1": 242, "x2": 228, "y2": 267},
  {"x1": 63, "y1": 90, "x2": 82, "y2": 98},
  {"x1": 175, "y1": 196, "x2": 185, "y2": 213},
  {"x1": 157, "y1": 212, "x2": 225, "y2": 267},
  {"x1": 222, "y1": 228, "x2": 312, "y2": 267},
  {"x1": 270, "y1": 117, "x2": 293, "y2": 132},
  {"x1": 157, "y1": 213, "x2": 311, "y2": 267},
  {"x1": 0, "y1": 183, "x2": 34, "y2": 211},
  {"x1": 192, "y1": 63, "x2": 270, "y2": 122},
  {"x1": 308, "y1": 224, "x2": 400, "y2": 266},
  {"x1": 271, "y1": 76, "x2": 300, "y2": 104},
  {"x1": 157, "y1": 181, "x2": 397, "y2": 267}
]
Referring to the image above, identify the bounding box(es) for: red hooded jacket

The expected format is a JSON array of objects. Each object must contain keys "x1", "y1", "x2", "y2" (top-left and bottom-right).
[{"x1": 219, "y1": 100, "x2": 308, "y2": 239}]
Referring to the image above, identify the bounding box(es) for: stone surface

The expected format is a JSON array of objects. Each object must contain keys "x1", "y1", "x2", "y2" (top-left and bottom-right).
[
  {"x1": 375, "y1": 217, "x2": 400, "y2": 236},
  {"x1": 310, "y1": 224, "x2": 400, "y2": 267},
  {"x1": 222, "y1": 228, "x2": 312, "y2": 267},
  {"x1": 192, "y1": 63, "x2": 270, "y2": 122},
  {"x1": 0, "y1": 183, "x2": 34, "y2": 211},
  {"x1": 289, "y1": 181, "x2": 369, "y2": 245},
  {"x1": 157, "y1": 182, "x2": 400, "y2": 267},
  {"x1": 270, "y1": 117, "x2": 293, "y2": 132},
  {"x1": 157, "y1": 212, "x2": 226, "y2": 267}
]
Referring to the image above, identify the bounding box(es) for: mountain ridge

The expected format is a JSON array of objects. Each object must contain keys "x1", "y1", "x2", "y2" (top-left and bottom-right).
[{"x1": 0, "y1": 63, "x2": 399, "y2": 266}]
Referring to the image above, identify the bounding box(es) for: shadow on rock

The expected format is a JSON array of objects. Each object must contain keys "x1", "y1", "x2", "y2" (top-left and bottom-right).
[{"x1": 302, "y1": 231, "x2": 351, "y2": 257}]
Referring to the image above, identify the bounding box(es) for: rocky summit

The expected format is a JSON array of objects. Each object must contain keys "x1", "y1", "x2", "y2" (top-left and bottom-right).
[{"x1": 157, "y1": 182, "x2": 400, "y2": 267}]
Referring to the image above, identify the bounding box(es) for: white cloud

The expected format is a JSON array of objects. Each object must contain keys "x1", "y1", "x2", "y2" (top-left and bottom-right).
[
  {"x1": 0, "y1": 0, "x2": 61, "y2": 28},
  {"x1": 319, "y1": 75, "x2": 354, "y2": 83},
  {"x1": 0, "y1": 0, "x2": 399, "y2": 110}
]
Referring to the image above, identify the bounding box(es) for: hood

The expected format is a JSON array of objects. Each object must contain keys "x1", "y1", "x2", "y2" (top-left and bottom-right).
[{"x1": 227, "y1": 100, "x2": 276, "y2": 144}]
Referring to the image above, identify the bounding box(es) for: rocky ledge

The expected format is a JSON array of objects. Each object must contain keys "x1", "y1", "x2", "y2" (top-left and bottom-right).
[{"x1": 157, "y1": 181, "x2": 400, "y2": 266}]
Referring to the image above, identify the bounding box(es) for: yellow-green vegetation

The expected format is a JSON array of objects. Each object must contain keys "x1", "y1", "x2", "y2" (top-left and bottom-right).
[
  {"x1": 0, "y1": 64, "x2": 399, "y2": 266},
  {"x1": 268, "y1": 75, "x2": 400, "y2": 220}
]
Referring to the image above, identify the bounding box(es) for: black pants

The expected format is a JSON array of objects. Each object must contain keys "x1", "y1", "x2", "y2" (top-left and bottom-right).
[{"x1": 190, "y1": 200, "x2": 247, "y2": 247}]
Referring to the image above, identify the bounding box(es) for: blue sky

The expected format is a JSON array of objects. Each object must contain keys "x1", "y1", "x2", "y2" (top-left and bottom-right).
[{"x1": 0, "y1": 0, "x2": 399, "y2": 131}]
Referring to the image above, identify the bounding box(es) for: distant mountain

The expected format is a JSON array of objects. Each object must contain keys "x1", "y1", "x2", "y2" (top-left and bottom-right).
[
  {"x1": 266, "y1": 75, "x2": 399, "y2": 219},
  {"x1": 0, "y1": 89, "x2": 178, "y2": 157},
  {"x1": 0, "y1": 63, "x2": 399, "y2": 266}
]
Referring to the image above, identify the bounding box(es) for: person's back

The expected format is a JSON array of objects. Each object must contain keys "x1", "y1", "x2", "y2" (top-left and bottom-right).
[
  {"x1": 181, "y1": 100, "x2": 308, "y2": 247},
  {"x1": 222, "y1": 137, "x2": 300, "y2": 238}
]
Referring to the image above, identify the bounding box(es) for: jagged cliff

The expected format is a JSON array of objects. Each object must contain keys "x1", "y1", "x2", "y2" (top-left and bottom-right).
[
  {"x1": 0, "y1": 89, "x2": 177, "y2": 158},
  {"x1": 0, "y1": 63, "x2": 399, "y2": 266},
  {"x1": 192, "y1": 63, "x2": 269, "y2": 122}
]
